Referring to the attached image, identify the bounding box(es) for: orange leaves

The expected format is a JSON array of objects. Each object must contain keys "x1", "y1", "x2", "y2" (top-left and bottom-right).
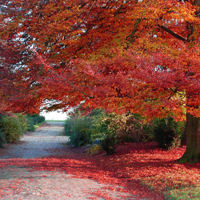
[{"x1": 1, "y1": 0, "x2": 200, "y2": 118}]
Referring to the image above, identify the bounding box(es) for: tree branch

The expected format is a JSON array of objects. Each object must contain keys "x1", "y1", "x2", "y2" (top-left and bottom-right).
[
  {"x1": 158, "y1": 25, "x2": 187, "y2": 42},
  {"x1": 32, "y1": 49, "x2": 94, "y2": 99}
]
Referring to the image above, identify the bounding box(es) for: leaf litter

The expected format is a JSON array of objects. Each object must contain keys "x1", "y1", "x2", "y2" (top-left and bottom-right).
[{"x1": 0, "y1": 122, "x2": 199, "y2": 199}]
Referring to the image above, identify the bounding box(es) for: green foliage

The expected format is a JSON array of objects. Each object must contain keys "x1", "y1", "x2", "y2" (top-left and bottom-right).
[
  {"x1": 0, "y1": 129, "x2": 6, "y2": 148},
  {"x1": 164, "y1": 185, "x2": 200, "y2": 200},
  {"x1": 64, "y1": 109, "x2": 104, "y2": 147},
  {"x1": 0, "y1": 113, "x2": 46, "y2": 145},
  {"x1": 68, "y1": 116, "x2": 92, "y2": 147},
  {"x1": 26, "y1": 116, "x2": 36, "y2": 131},
  {"x1": 65, "y1": 109, "x2": 156, "y2": 154},
  {"x1": 64, "y1": 117, "x2": 73, "y2": 136},
  {"x1": 101, "y1": 130, "x2": 118, "y2": 155},
  {"x1": 65, "y1": 116, "x2": 95, "y2": 147},
  {"x1": 33, "y1": 121, "x2": 46, "y2": 129},
  {"x1": 153, "y1": 117, "x2": 185, "y2": 149},
  {"x1": 15, "y1": 113, "x2": 28, "y2": 133},
  {"x1": 1, "y1": 115, "x2": 23, "y2": 143},
  {"x1": 28, "y1": 114, "x2": 45, "y2": 125},
  {"x1": 99, "y1": 114, "x2": 119, "y2": 154},
  {"x1": 26, "y1": 114, "x2": 45, "y2": 131},
  {"x1": 100, "y1": 113, "x2": 153, "y2": 144},
  {"x1": 65, "y1": 108, "x2": 185, "y2": 154},
  {"x1": 87, "y1": 144, "x2": 102, "y2": 155},
  {"x1": 0, "y1": 115, "x2": 5, "y2": 148},
  {"x1": 142, "y1": 122, "x2": 155, "y2": 142}
]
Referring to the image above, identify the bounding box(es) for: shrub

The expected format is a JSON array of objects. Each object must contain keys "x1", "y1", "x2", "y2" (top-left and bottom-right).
[
  {"x1": 37, "y1": 115, "x2": 45, "y2": 123},
  {"x1": 87, "y1": 144, "x2": 102, "y2": 155},
  {"x1": 15, "y1": 113, "x2": 28, "y2": 133},
  {"x1": 64, "y1": 109, "x2": 154, "y2": 154},
  {"x1": 28, "y1": 114, "x2": 45, "y2": 125},
  {"x1": 26, "y1": 114, "x2": 45, "y2": 131},
  {"x1": 64, "y1": 117, "x2": 73, "y2": 136},
  {"x1": 153, "y1": 117, "x2": 185, "y2": 149},
  {"x1": 100, "y1": 113, "x2": 153, "y2": 144},
  {"x1": 101, "y1": 130, "x2": 118, "y2": 155},
  {"x1": 1, "y1": 115, "x2": 23, "y2": 143},
  {"x1": 100, "y1": 116, "x2": 119, "y2": 155},
  {"x1": 64, "y1": 109, "x2": 103, "y2": 147},
  {"x1": 120, "y1": 113, "x2": 145, "y2": 142},
  {"x1": 87, "y1": 109, "x2": 105, "y2": 141},
  {"x1": 26, "y1": 116, "x2": 35, "y2": 131},
  {"x1": 141, "y1": 121, "x2": 155, "y2": 142},
  {"x1": 0, "y1": 129, "x2": 6, "y2": 148},
  {"x1": 65, "y1": 116, "x2": 94, "y2": 147}
]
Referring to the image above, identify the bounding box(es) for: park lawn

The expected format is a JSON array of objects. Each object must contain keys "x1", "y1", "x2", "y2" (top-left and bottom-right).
[{"x1": 0, "y1": 142, "x2": 199, "y2": 199}]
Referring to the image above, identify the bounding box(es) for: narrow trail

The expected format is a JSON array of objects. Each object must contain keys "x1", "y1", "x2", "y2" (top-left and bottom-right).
[{"x1": 0, "y1": 122, "x2": 150, "y2": 200}]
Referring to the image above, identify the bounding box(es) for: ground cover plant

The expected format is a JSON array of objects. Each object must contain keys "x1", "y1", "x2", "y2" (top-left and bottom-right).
[{"x1": 0, "y1": 142, "x2": 199, "y2": 199}]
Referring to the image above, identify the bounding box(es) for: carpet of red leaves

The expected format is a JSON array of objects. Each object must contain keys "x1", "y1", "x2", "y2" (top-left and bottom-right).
[{"x1": 0, "y1": 141, "x2": 200, "y2": 200}]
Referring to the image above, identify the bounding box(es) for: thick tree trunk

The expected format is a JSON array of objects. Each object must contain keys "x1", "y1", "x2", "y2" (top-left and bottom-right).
[
  {"x1": 178, "y1": 0, "x2": 200, "y2": 163},
  {"x1": 178, "y1": 113, "x2": 200, "y2": 163}
]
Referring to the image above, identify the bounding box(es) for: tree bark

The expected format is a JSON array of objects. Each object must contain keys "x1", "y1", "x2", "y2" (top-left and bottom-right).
[
  {"x1": 178, "y1": 113, "x2": 200, "y2": 163},
  {"x1": 178, "y1": 0, "x2": 200, "y2": 163}
]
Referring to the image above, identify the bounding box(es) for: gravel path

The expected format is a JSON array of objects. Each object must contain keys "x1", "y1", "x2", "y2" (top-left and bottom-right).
[
  {"x1": 0, "y1": 122, "x2": 69, "y2": 159},
  {"x1": 0, "y1": 122, "x2": 143, "y2": 200}
]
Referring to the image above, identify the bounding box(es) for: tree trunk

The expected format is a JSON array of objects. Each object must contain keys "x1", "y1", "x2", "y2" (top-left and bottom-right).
[{"x1": 178, "y1": 113, "x2": 200, "y2": 163}]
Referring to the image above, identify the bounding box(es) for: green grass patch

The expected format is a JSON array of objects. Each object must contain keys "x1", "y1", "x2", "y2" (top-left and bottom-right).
[
  {"x1": 33, "y1": 121, "x2": 46, "y2": 129},
  {"x1": 164, "y1": 185, "x2": 200, "y2": 200},
  {"x1": 138, "y1": 173, "x2": 200, "y2": 200}
]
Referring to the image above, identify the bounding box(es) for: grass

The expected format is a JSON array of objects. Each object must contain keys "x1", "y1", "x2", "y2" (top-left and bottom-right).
[
  {"x1": 33, "y1": 121, "x2": 46, "y2": 129},
  {"x1": 164, "y1": 185, "x2": 200, "y2": 200}
]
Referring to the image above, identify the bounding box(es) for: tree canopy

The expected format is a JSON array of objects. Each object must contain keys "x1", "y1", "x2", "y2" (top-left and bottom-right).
[
  {"x1": 1, "y1": 0, "x2": 199, "y2": 117},
  {"x1": 1, "y1": 0, "x2": 200, "y2": 162}
]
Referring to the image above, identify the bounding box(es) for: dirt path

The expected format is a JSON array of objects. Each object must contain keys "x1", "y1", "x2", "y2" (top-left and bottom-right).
[{"x1": 0, "y1": 122, "x2": 148, "y2": 200}]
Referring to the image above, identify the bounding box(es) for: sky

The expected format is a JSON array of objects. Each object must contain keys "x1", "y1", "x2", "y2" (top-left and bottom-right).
[{"x1": 40, "y1": 111, "x2": 68, "y2": 121}]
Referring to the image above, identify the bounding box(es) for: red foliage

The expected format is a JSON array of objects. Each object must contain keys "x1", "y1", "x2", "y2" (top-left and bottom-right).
[
  {"x1": 1, "y1": 0, "x2": 200, "y2": 117},
  {"x1": 1, "y1": 0, "x2": 200, "y2": 163},
  {"x1": 0, "y1": 142, "x2": 199, "y2": 199}
]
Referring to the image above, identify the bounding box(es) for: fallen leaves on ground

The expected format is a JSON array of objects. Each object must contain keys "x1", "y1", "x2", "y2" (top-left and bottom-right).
[{"x1": 0, "y1": 142, "x2": 199, "y2": 199}]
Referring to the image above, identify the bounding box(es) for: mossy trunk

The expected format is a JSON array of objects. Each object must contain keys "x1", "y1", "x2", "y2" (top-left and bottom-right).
[{"x1": 178, "y1": 113, "x2": 200, "y2": 163}]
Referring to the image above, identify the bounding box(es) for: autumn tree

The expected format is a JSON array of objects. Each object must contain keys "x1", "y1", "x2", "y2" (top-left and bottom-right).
[
  {"x1": 0, "y1": 0, "x2": 200, "y2": 162},
  {"x1": 0, "y1": 37, "x2": 29, "y2": 113},
  {"x1": 0, "y1": 30, "x2": 46, "y2": 113}
]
